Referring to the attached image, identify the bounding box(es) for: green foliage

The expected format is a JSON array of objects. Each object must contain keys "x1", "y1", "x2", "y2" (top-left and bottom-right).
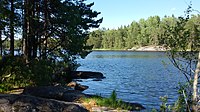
[
  {"x1": 163, "y1": 4, "x2": 199, "y2": 112},
  {"x1": 159, "y1": 96, "x2": 171, "y2": 112},
  {"x1": 87, "y1": 14, "x2": 200, "y2": 50},
  {"x1": 0, "y1": 55, "x2": 32, "y2": 92},
  {"x1": 0, "y1": 55, "x2": 77, "y2": 92},
  {"x1": 0, "y1": 0, "x2": 102, "y2": 92},
  {"x1": 43, "y1": 0, "x2": 102, "y2": 60},
  {"x1": 29, "y1": 59, "x2": 54, "y2": 86},
  {"x1": 83, "y1": 90, "x2": 133, "y2": 110},
  {"x1": 172, "y1": 83, "x2": 192, "y2": 112}
]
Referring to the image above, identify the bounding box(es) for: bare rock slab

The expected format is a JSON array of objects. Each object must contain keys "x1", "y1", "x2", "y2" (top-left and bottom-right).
[
  {"x1": 0, "y1": 94, "x2": 88, "y2": 112},
  {"x1": 23, "y1": 86, "x2": 89, "y2": 102}
]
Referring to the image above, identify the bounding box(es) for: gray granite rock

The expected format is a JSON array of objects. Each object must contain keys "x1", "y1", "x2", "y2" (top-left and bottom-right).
[
  {"x1": 23, "y1": 86, "x2": 89, "y2": 102},
  {"x1": 0, "y1": 94, "x2": 88, "y2": 112}
]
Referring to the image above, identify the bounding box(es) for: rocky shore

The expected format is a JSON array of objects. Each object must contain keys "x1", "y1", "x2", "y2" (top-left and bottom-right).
[
  {"x1": 0, "y1": 71, "x2": 145, "y2": 112},
  {"x1": 128, "y1": 45, "x2": 169, "y2": 51}
]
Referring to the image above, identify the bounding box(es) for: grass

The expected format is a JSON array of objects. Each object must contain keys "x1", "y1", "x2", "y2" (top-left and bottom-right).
[{"x1": 80, "y1": 90, "x2": 133, "y2": 111}]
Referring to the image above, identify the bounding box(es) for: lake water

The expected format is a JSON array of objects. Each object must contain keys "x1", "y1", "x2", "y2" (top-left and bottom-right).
[{"x1": 77, "y1": 51, "x2": 186, "y2": 109}]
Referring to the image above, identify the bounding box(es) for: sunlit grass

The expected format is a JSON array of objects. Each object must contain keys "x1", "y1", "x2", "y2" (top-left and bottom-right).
[{"x1": 80, "y1": 90, "x2": 133, "y2": 111}]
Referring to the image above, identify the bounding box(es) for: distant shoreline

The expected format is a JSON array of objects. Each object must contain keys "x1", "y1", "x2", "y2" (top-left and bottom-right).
[{"x1": 92, "y1": 45, "x2": 169, "y2": 52}]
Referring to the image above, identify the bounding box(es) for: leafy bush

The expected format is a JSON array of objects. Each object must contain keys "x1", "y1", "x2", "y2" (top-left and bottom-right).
[
  {"x1": 29, "y1": 59, "x2": 54, "y2": 86},
  {"x1": 0, "y1": 55, "x2": 75, "y2": 93},
  {"x1": 172, "y1": 83, "x2": 192, "y2": 112},
  {"x1": 0, "y1": 55, "x2": 32, "y2": 92},
  {"x1": 159, "y1": 96, "x2": 171, "y2": 111}
]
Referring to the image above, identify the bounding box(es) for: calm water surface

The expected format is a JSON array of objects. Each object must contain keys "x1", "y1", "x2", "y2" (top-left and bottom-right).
[{"x1": 77, "y1": 51, "x2": 185, "y2": 109}]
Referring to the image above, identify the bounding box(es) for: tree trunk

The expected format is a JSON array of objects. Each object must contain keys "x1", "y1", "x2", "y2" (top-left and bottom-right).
[
  {"x1": 43, "y1": 0, "x2": 48, "y2": 59},
  {"x1": 30, "y1": 0, "x2": 36, "y2": 59},
  {"x1": 192, "y1": 51, "x2": 200, "y2": 111},
  {"x1": 32, "y1": 1, "x2": 40, "y2": 58},
  {"x1": 0, "y1": 30, "x2": 2, "y2": 56},
  {"x1": 22, "y1": 3, "x2": 25, "y2": 55},
  {"x1": 23, "y1": 0, "x2": 29, "y2": 62},
  {"x1": 27, "y1": 0, "x2": 34, "y2": 60},
  {"x1": 10, "y1": 0, "x2": 15, "y2": 56},
  {"x1": 23, "y1": 0, "x2": 35, "y2": 60}
]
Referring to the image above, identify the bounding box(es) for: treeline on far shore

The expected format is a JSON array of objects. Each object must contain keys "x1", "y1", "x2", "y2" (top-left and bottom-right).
[{"x1": 87, "y1": 15, "x2": 200, "y2": 50}]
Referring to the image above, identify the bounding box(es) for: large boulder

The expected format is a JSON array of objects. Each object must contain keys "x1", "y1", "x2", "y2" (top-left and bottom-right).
[
  {"x1": 23, "y1": 86, "x2": 89, "y2": 102},
  {"x1": 0, "y1": 94, "x2": 88, "y2": 112},
  {"x1": 71, "y1": 71, "x2": 105, "y2": 79},
  {"x1": 67, "y1": 81, "x2": 89, "y2": 91}
]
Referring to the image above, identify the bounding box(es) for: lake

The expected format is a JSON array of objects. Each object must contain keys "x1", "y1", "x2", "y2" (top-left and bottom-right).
[{"x1": 77, "y1": 51, "x2": 186, "y2": 109}]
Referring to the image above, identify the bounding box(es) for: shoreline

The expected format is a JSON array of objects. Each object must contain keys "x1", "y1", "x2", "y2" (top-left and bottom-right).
[
  {"x1": 0, "y1": 71, "x2": 145, "y2": 111},
  {"x1": 92, "y1": 49, "x2": 167, "y2": 52},
  {"x1": 92, "y1": 45, "x2": 169, "y2": 52},
  {"x1": 1, "y1": 85, "x2": 145, "y2": 112}
]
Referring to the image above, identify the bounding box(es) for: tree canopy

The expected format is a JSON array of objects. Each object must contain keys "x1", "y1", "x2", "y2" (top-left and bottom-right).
[
  {"x1": 0, "y1": 0, "x2": 102, "y2": 91},
  {"x1": 0, "y1": 0, "x2": 102, "y2": 59},
  {"x1": 87, "y1": 15, "x2": 200, "y2": 50}
]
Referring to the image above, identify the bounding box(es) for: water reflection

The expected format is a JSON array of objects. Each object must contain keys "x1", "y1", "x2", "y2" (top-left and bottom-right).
[{"x1": 90, "y1": 51, "x2": 166, "y2": 59}]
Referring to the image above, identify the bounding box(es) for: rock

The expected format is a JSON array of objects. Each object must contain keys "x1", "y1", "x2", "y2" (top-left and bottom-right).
[
  {"x1": 63, "y1": 90, "x2": 89, "y2": 102},
  {"x1": 67, "y1": 81, "x2": 89, "y2": 91},
  {"x1": 92, "y1": 78, "x2": 102, "y2": 81},
  {"x1": 134, "y1": 45, "x2": 169, "y2": 51},
  {"x1": 75, "y1": 84, "x2": 89, "y2": 91},
  {"x1": 71, "y1": 71, "x2": 105, "y2": 79},
  {"x1": 23, "y1": 86, "x2": 89, "y2": 102},
  {"x1": 67, "y1": 81, "x2": 77, "y2": 87},
  {"x1": 74, "y1": 79, "x2": 83, "y2": 82},
  {"x1": 127, "y1": 47, "x2": 138, "y2": 51},
  {"x1": 0, "y1": 94, "x2": 88, "y2": 112},
  {"x1": 9, "y1": 86, "x2": 145, "y2": 111},
  {"x1": 124, "y1": 101, "x2": 145, "y2": 111},
  {"x1": 91, "y1": 106, "x2": 109, "y2": 112},
  {"x1": 23, "y1": 86, "x2": 73, "y2": 100}
]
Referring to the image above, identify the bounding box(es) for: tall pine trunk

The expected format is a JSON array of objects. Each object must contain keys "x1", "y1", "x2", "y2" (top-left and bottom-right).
[
  {"x1": 23, "y1": 0, "x2": 28, "y2": 61},
  {"x1": 27, "y1": 0, "x2": 34, "y2": 60},
  {"x1": 0, "y1": 30, "x2": 2, "y2": 56},
  {"x1": 23, "y1": 0, "x2": 35, "y2": 60},
  {"x1": 43, "y1": 0, "x2": 48, "y2": 59},
  {"x1": 10, "y1": 0, "x2": 15, "y2": 56},
  {"x1": 32, "y1": 1, "x2": 40, "y2": 58}
]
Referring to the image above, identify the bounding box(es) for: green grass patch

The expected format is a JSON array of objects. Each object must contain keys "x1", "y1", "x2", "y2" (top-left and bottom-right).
[{"x1": 82, "y1": 90, "x2": 133, "y2": 111}]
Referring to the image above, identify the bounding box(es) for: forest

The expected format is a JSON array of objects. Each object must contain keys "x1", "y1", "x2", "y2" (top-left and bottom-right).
[
  {"x1": 87, "y1": 15, "x2": 200, "y2": 50},
  {"x1": 0, "y1": 0, "x2": 102, "y2": 90}
]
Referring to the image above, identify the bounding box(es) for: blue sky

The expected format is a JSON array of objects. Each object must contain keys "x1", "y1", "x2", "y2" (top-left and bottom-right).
[{"x1": 86, "y1": 0, "x2": 200, "y2": 29}]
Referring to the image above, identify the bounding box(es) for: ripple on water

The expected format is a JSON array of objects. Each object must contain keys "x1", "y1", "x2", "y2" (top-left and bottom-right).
[{"x1": 77, "y1": 51, "x2": 186, "y2": 109}]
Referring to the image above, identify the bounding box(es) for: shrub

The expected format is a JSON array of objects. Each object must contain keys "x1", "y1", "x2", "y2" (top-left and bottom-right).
[
  {"x1": 29, "y1": 59, "x2": 54, "y2": 86},
  {"x1": 0, "y1": 55, "x2": 32, "y2": 92},
  {"x1": 0, "y1": 55, "x2": 75, "y2": 92}
]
